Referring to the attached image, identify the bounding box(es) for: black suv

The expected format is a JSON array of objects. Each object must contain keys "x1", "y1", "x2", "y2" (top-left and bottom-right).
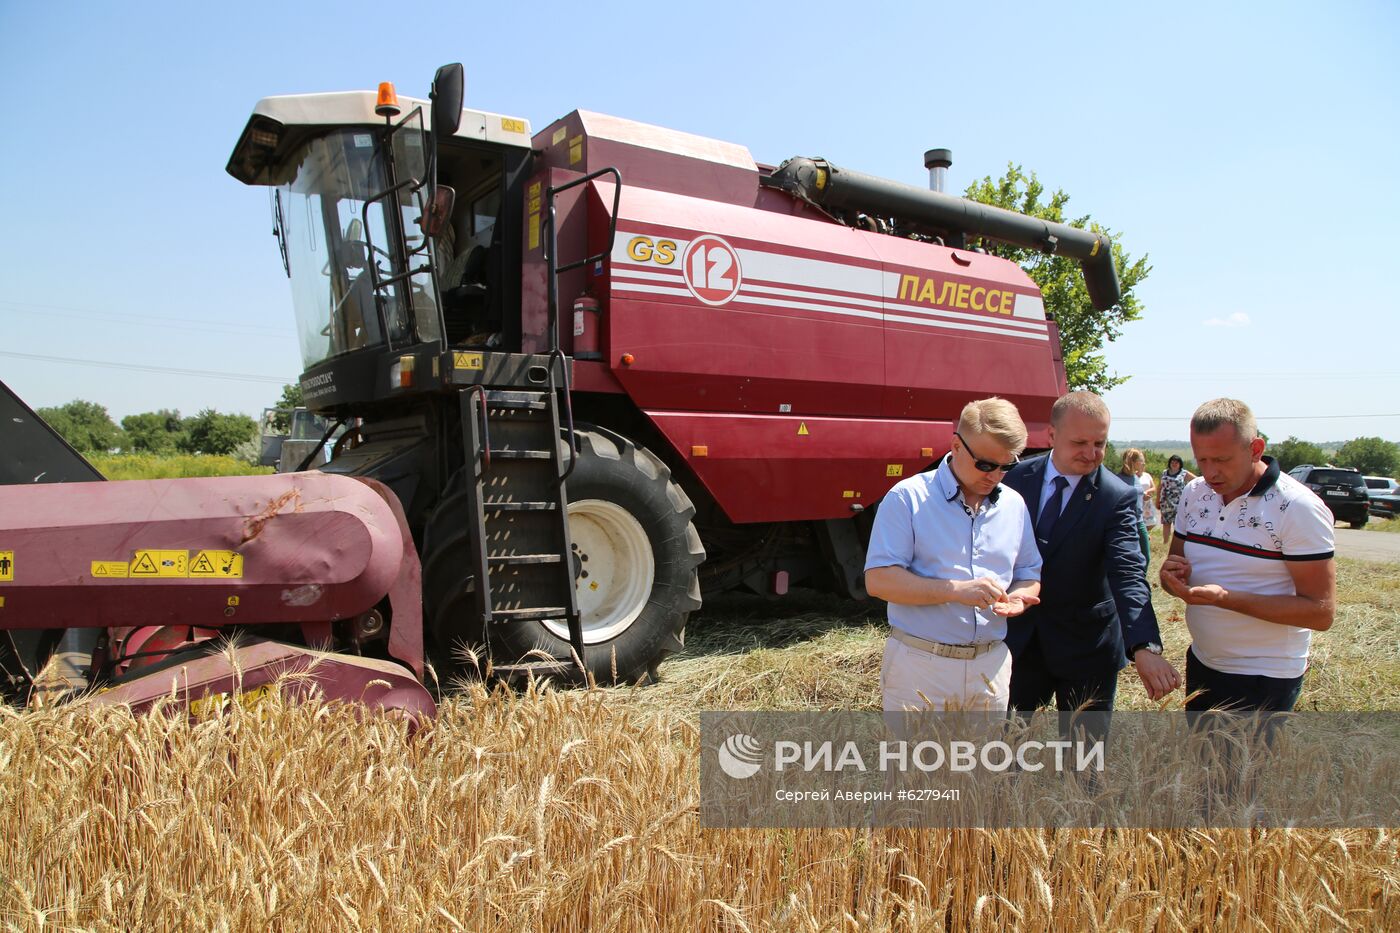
[{"x1": 1288, "y1": 465, "x2": 1368, "y2": 528}]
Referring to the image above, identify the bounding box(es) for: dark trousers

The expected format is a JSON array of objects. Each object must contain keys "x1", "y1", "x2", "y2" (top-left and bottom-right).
[
  {"x1": 1009, "y1": 633, "x2": 1118, "y2": 760},
  {"x1": 1009, "y1": 632, "x2": 1119, "y2": 714},
  {"x1": 1185, "y1": 647, "x2": 1304, "y2": 713}
]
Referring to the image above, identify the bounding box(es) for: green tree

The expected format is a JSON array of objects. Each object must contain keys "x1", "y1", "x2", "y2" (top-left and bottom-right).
[
  {"x1": 269, "y1": 383, "x2": 304, "y2": 433},
  {"x1": 121, "y1": 409, "x2": 185, "y2": 454},
  {"x1": 180, "y1": 409, "x2": 258, "y2": 455},
  {"x1": 1333, "y1": 436, "x2": 1400, "y2": 477},
  {"x1": 964, "y1": 166, "x2": 1151, "y2": 393},
  {"x1": 36, "y1": 400, "x2": 124, "y2": 453},
  {"x1": 277, "y1": 383, "x2": 304, "y2": 409},
  {"x1": 1271, "y1": 436, "x2": 1325, "y2": 473}
]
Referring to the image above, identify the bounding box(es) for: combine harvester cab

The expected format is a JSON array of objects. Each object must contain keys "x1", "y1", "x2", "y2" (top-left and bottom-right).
[
  {"x1": 0, "y1": 380, "x2": 435, "y2": 718},
  {"x1": 217, "y1": 64, "x2": 1121, "y2": 686}
]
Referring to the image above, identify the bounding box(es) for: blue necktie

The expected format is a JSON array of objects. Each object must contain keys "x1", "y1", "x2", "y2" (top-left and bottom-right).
[{"x1": 1036, "y1": 475, "x2": 1069, "y2": 545}]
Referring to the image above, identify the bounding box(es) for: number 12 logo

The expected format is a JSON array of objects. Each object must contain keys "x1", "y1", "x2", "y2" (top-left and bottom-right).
[{"x1": 682, "y1": 235, "x2": 743, "y2": 306}]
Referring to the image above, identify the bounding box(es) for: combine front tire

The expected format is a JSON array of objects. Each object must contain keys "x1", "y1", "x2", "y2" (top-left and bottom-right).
[
  {"x1": 424, "y1": 427, "x2": 703, "y2": 684},
  {"x1": 558, "y1": 428, "x2": 704, "y2": 682}
]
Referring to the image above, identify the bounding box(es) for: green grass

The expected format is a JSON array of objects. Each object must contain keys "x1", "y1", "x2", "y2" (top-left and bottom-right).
[
  {"x1": 1362, "y1": 515, "x2": 1400, "y2": 533},
  {"x1": 88, "y1": 454, "x2": 273, "y2": 480}
]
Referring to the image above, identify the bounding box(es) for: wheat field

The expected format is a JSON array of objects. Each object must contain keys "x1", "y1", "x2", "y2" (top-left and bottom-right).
[{"x1": 2, "y1": 551, "x2": 1397, "y2": 931}]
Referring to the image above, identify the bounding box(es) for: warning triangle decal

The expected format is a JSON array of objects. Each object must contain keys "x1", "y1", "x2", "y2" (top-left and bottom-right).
[
  {"x1": 191, "y1": 553, "x2": 215, "y2": 574},
  {"x1": 131, "y1": 553, "x2": 158, "y2": 575}
]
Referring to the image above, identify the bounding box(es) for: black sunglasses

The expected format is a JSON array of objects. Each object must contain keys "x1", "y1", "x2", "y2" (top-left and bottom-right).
[{"x1": 954, "y1": 431, "x2": 1019, "y2": 473}]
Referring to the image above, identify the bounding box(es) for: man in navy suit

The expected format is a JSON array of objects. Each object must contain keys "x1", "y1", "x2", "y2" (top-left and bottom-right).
[{"x1": 1002, "y1": 391, "x2": 1180, "y2": 713}]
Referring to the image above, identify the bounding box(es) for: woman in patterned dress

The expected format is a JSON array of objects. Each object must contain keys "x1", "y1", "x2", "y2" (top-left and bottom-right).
[{"x1": 1157, "y1": 454, "x2": 1195, "y2": 545}]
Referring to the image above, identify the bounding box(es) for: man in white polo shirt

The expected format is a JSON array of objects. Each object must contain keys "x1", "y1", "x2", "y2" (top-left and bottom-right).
[
  {"x1": 865, "y1": 397, "x2": 1043, "y2": 712},
  {"x1": 1160, "y1": 398, "x2": 1336, "y2": 711}
]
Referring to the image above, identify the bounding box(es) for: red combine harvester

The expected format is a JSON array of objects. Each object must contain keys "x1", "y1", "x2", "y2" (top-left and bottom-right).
[{"x1": 0, "y1": 64, "x2": 1119, "y2": 709}]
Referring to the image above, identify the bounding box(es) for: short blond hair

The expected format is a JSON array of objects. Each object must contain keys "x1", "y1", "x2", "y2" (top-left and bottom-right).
[
  {"x1": 1050, "y1": 390, "x2": 1110, "y2": 426},
  {"x1": 1121, "y1": 447, "x2": 1145, "y2": 469},
  {"x1": 1191, "y1": 398, "x2": 1257, "y2": 444},
  {"x1": 957, "y1": 397, "x2": 1028, "y2": 454}
]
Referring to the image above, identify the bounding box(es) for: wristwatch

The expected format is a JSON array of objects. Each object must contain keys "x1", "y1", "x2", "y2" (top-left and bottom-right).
[{"x1": 1130, "y1": 641, "x2": 1163, "y2": 657}]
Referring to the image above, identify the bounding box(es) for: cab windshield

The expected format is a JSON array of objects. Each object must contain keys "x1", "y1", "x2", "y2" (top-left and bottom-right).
[{"x1": 276, "y1": 128, "x2": 441, "y2": 368}]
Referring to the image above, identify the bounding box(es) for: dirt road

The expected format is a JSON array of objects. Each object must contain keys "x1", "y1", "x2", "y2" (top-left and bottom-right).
[{"x1": 1334, "y1": 523, "x2": 1400, "y2": 563}]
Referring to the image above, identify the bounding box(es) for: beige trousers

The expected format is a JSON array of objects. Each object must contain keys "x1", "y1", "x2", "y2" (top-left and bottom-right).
[{"x1": 880, "y1": 635, "x2": 1012, "y2": 712}]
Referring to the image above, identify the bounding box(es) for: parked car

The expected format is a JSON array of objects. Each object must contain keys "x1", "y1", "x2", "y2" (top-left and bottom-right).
[
  {"x1": 1287, "y1": 465, "x2": 1369, "y2": 528},
  {"x1": 1364, "y1": 475, "x2": 1400, "y2": 519}
]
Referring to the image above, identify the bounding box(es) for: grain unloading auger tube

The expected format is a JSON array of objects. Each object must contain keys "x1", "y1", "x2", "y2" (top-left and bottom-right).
[{"x1": 761, "y1": 156, "x2": 1122, "y2": 311}]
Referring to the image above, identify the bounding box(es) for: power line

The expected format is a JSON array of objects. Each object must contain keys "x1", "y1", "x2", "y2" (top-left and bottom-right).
[
  {"x1": 0, "y1": 298, "x2": 293, "y2": 339},
  {"x1": 0, "y1": 350, "x2": 293, "y2": 385}
]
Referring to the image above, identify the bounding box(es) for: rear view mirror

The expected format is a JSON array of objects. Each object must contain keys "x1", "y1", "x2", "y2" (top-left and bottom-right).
[
  {"x1": 422, "y1": 185, "x2": 455, "y2": 238},
  {"x1": 430, "y1": 64, "x2": 464, "y2": 138}
]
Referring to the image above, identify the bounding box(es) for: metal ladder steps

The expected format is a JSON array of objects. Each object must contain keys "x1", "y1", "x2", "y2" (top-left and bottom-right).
[
  {"x1": 488, "y1": 553, "x2": 563, "y2": 565},
  {"x1": 484, "y1": 500, "x2": 558, "y2": 512},
  {"x1": 490, "y1": 449, "x2": 553, "y2": 460},
  {"x1": 491, "y1": 607, "x2": 569, "y2": 622},
  {"x1": 484, "y1": 391, "x2": 548, "y2": 411}
]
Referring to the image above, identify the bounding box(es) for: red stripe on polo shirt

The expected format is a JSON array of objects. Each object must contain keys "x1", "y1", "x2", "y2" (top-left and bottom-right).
[{"x1": 1179, "y1": 531, "x2": 1285, "y2": 560}]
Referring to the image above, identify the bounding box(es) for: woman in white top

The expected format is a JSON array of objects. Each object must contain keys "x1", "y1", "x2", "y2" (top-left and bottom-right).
[{"x1": 1117, "y1": 448, "x2": 1154, "y2": 560}]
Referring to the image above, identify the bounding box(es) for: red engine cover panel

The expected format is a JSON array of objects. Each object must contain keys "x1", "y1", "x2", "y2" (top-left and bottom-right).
[{"x1": 582, "y1": 181, "x2": 1061, "y2": 523}]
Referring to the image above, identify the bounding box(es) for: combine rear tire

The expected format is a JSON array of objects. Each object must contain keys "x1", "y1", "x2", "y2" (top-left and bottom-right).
[{"x1": 424, "y1": 427, "x2": 703, "y2": 684}]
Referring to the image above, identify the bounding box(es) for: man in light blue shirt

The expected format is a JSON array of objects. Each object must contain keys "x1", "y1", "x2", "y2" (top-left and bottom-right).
[{"x1": 865, "y1": 398, "x2": 1043, "y2": 712}]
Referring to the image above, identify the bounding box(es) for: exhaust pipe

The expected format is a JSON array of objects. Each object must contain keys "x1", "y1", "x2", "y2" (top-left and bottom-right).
[
  {"x1": 762, "y1": 156, "x2": 1121, "y2": 311},
  {"x1": 924, "y1": 148, "x2": 952, "y2": 193}
]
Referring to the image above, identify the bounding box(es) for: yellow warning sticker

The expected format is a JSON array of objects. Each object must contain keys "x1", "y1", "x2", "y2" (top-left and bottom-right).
[
  {"x1": 842, "y1": 491, "x2": 855, "y2": 499},
  {"x1": 886, "y1": 464, "x2": 904, "y2": 477},
  {"x1": 454, "y1": 351, "x2": 484, "y2": 371},
  {"x1": 130, "y1": 549, "x2": 188, "y2": 578},
  {"x1": 500, "y1": 117, "x2": 526, "y2": 134},
  {"x1": 797, "y1": 422, "x2": 810, "y2": 436},
  {"x1": 552, "y1": 126, "x2": 567, "y2": 146},
  {"x1": 91, "y1": 561, "x2": 129, "y2": 578},
  {"x1": 528, "y1": 214, "x2": 541, "y2": 250},
  {"x1": 190, "y1": 684, "x2": 273, "y2": 718},
  {"x1": 529, "y1": 181, "x2": 542, "y2": 198},
  {"x1": 528, "y1": 195, "x2": 542, "y2": 214},
  {"x1": 190, "y1": 550, "x2": 243, "y2": 578},
  {"x1": 0, "y1": 551, "x2": 12, "y2": 582},
  {"x1": 569, "y1": 143, "x2": 583, "y2": 165}
]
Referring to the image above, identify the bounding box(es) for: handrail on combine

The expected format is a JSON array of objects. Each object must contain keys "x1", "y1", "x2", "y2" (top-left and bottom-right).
[
  {"x1": 542, "y1": 167, "x2": 621, "y2": 487},
  {"x1": 543, "y1": 167, "x2": 623, "y2": 355}
]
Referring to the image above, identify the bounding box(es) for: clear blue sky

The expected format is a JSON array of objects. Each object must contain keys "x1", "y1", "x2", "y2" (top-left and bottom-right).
[{"x1": 2, "y1": 1, "x2": 1397, "y2": 443}]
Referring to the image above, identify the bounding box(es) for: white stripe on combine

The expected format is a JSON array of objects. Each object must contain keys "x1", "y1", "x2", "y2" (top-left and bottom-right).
[
  {"x1": 742, "y1": 281, "x2": 885, "y2": 310},
  {"x1": 610, "y1": 267, "x2": 684, "y2": 284},
  {"x1": 883, "y1": 299, "x2": 1049, "y2": 333},
  {"x1": 735, "y1": 247, "x2": 884, "y2": 297},
  {"x1": 612, "y1": 281, "x2": 693, "y2": 299},
  {"x1": 884, "y1": 312, "x2": 1049, "y2": 341},
  {"x1": 728, "y1": 294, "x2": 884, "y2": 322},
  {"x1": 613, "y1": 281, "x2": 1044, "y2": 340}
]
